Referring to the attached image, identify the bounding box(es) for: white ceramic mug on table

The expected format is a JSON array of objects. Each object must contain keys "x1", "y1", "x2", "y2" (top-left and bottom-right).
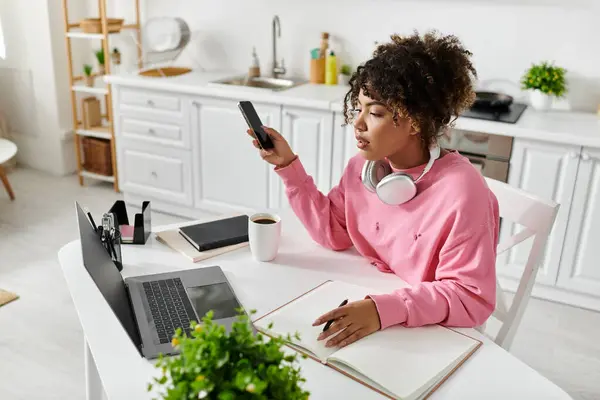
[{"x1": 248, "y1": 213, "x2": 281, "y2": 262}]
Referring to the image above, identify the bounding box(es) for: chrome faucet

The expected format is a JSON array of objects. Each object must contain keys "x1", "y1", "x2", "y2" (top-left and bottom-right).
[{"x1": 272, "y1": 15, "x2": 286, "y2": 78}]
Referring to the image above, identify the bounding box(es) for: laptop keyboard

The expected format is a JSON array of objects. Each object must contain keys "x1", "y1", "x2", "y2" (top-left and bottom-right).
[{"x1": 143, "y1": 278, "x2": 197, "y2": 344}]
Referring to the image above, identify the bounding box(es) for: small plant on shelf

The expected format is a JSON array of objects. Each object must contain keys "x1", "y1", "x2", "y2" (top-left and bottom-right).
[
  {"x1": 148, "y1": 310, "x2": 310, "y2": 400},
  {"x1": 95, "y1": 48, "x2": 106, "y2": 74},
  {"x1": 520, "y1": 61, "x2": 567, "y2": 111},
  {"x1": 111, "y1": 47, "x2": 121, "y2": 65},
  {"x1": 83, "y1": 64, "x2": 94, "y2": 87}
]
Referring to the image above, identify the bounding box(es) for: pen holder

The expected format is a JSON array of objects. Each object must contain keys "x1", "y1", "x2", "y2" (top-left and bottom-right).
[{"x1": 99, "y1": 227, "x2": 123, "y2": 272}]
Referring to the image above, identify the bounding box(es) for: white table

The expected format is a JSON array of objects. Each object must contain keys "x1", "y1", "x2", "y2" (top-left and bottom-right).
[{"x1": 58, "y1": 211, "x2": 572, "y2": 400}]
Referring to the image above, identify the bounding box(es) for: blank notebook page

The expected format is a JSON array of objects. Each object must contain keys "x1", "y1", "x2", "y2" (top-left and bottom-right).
[{"x1": 330, "y1": 323, "x2": 479, "y2": 400}]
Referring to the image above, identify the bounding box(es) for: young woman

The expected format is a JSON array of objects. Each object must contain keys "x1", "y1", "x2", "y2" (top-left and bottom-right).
[{"x1": 247, "y1": 31, "x2": 499, "y2": 349}]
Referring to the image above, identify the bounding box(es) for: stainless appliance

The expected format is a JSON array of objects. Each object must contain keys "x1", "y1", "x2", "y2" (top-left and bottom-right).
[{"x1": 439, "y1": 129, "x2": 513, "y2": 183}]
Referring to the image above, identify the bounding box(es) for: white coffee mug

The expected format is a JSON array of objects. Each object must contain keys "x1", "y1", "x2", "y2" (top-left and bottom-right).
[{"x1": 248, "y1": 213, "x2": 281, "y2": 262}]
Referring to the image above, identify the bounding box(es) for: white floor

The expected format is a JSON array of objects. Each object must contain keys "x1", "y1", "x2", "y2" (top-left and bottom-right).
[{"x1": 0, "y1": 168, "x2": 599, "y2": 400}]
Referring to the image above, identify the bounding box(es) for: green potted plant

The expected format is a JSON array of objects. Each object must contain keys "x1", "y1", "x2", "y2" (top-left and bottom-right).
[
  {"x1": 95, "y1": 48, "x2": 106, "y2": 74},
  {"x1": 520, "y1": 61, "x2": 567, "y2": 111},
  {"x1": 338, "y1": 64, "x2": 352, "y2": 86},
  {"x1": 83, "y1": 64, "x2": 94, "y2": 87},
  {"x1": 111, "y1": 47, "x2": 121, "y2": 65},
  {"x1": 148, "y1": 310, "x2": 310, "y2": 400}
]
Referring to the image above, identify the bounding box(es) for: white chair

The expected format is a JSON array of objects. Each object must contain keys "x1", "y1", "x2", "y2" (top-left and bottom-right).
[
  {"x1": 0, "y1": 138, "x2": 17, "y2": 200},
  {"x1": 481, "y1": 177, "x2": 559, "y2": 351}
]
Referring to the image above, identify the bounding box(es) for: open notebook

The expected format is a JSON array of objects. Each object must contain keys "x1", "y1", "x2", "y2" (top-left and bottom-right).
[{"x1": 254, "y1": 281, "x2": 481, "y2": 400}]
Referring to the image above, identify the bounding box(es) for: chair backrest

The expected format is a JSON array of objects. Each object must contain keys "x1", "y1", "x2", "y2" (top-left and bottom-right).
[{"x1": 484, "y1": 177, "x2": 559, "y2": 350}]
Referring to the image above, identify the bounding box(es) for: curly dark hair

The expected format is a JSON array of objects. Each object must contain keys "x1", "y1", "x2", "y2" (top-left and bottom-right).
[{"x1": 343, "y1": 31, "x2": 477, "y2": 148}]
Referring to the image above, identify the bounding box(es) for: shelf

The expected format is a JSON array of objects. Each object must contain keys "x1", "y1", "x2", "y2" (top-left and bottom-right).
[
  {"x1": 66, "y1": 32, "x2": 105, "y2": 39},
  {"x1": 66, "y1": 24, "x2": 139, "y2": 40},
  {"x1": 80, "y1": 170, "x2": 115, "y2": 183},
  {"x1": 72, "y1": 83, "x2": 108, "y2": 95},
  {"x1": 76, "y1": 126, "x2": 112, "y2": 140}
]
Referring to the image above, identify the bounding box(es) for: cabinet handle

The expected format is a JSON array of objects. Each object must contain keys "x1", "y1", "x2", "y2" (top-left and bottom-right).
[
  {"x1": 151, "y1": 171, "x2": 158, "y2": 178},
  {"x1": 147, "y1": 99, "x2": 155, "y2": 106},
  {"x1": 569, "y1": 151, "x2": 579, "y2": 159},
  {"x1": 581, "y1": 153, "x2": 591, "y2": 161}
]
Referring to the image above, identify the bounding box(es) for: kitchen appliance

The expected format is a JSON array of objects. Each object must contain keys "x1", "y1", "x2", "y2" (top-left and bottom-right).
[
  {"x1": 439, "y1": 129, "x2": 513, "y2": 183},
  {"x1": 461, "y1": 91, "x2": 527, "y2": 124},
  {"x1": 461, "y1": 103, "x2": 527, "y2": 124}
]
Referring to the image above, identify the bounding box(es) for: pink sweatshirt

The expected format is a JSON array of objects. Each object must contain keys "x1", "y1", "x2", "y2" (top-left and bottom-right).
[{"x1": 275, "y1": 151, "x2": 499, "y2": 329}]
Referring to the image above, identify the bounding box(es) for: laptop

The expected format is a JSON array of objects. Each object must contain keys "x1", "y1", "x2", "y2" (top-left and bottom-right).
[{"x1": 75, "y1": 201, "x2": 247, "y2": 359}]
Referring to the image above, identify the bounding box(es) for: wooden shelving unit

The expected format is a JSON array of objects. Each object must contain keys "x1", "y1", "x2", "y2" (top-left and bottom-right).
[{"x1": 61, "y1": 0, "x2": 142, "y2": 192}]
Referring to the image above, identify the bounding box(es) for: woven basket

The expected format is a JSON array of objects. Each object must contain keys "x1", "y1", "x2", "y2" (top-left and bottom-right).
[
  {"x1": 80, "y1": 18, "x2": 124, "y2": 34},
  {"x1": 82, "y1": 137, "x2": 113, "y2": 176}
]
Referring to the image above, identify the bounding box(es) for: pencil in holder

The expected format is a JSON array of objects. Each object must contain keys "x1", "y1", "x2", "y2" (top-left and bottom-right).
[
  {"x1": 99, "y1": 227, "x2": 124, "y2": 272},
  {"x1": 310, "y1": 58, "x2": 325, "y2": 84}
]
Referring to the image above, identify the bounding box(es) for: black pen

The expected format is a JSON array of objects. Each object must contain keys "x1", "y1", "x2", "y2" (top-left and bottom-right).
[
  {"x1": 87, "y1": 211, "x2": 98, "y2": 233},
  {"x1": 322, "y1": 299, "x2": 348, "y2": 332}
]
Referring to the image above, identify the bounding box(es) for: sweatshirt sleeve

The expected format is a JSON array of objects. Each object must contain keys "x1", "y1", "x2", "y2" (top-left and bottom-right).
[
  {"x1": 369, "y1": 193, "x2": 499, "y2": 329},
  {"x1": 275, "y1": 157, "x2": 353, "y2": 251}
]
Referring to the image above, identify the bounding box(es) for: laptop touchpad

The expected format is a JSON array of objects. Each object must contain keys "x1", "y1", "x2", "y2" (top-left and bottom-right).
[{"x1": 186, "y1": 283, "x2": 241, "y2": 321}]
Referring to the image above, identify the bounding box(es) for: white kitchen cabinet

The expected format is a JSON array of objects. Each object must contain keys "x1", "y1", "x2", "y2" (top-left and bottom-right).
[
  {"x1": 278, "y1": 106, "x2": 334, "y2": 208},
  {"x1": 496, "y1": 138, "x2": 581, "y2": 286},
  {"x1": 190, "y1": 97, "x2": 282, "y2": 213},
  {"x1": 556, "y1": 147, "x2": 600, "y2": 296},
  {"x1": 119, "y1": 139, "x2": 193, "y2": 207},
  {"x1": 331, "y1": 112, "x2": 358, "y2": 188}
]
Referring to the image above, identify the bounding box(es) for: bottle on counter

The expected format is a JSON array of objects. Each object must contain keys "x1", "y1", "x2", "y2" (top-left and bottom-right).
[
  {"x1": 248, "y1": 46, "x2": 261, "y2": 78},
  {"x1": 319, "y1": 32, "x2": 330, "y2": 59},
  {"x1": 325, "y1": 49, "x2": 337, "y2": 85}
]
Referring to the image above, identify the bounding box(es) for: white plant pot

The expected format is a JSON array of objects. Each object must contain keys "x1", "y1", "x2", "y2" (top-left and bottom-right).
[
  {"x1": 529, "y1": 90, "x2": 552, "y2": 111},
  {"x1": 338, "y1": 74, "x2": 350, "y2": 86}
]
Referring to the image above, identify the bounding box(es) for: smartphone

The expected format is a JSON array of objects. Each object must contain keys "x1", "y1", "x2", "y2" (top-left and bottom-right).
[{"x1": 238, "y1": 101, "x2": 275, "y2": 150}]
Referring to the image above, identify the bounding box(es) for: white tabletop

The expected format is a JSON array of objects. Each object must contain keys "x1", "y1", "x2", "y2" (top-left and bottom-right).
[{"x1": 58, "y1": 210, "x2": 572, "y2": 400}]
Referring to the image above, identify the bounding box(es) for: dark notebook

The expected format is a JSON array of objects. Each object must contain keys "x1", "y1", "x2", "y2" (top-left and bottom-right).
[{"x1": 178, "y1": 215, "x2": 249, "y2": 252}]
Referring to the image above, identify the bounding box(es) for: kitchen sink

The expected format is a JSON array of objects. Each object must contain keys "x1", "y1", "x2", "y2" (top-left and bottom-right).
[{"x1": 209, "y1": 76, "x2": 306, "y2": 91}]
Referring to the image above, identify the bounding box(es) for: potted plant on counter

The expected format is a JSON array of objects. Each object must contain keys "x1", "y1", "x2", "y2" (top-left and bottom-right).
[
  {"x1": 83, "y1": 64, "x2": 94, "y2": 87},
  {"x1": 148, "y1": 310, "x2": 310, "y2": 400},
  {"x1": 338, "y1": 64, "x2": 352, "y2": 86},
  {"x1": 95, "y1": 48, "x2": 106, "y2": 74},
  {"x1": 520, "y1": 61, "x2": 567, "y2": 111}
]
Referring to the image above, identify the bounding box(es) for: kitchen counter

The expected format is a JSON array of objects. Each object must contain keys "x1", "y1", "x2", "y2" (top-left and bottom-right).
[
  {"x1": 106, "y1": 70, "x2": 600, "y2": 148},
  {"x1": 105, "y1": 70, "x2": 349, "y2": 111}
]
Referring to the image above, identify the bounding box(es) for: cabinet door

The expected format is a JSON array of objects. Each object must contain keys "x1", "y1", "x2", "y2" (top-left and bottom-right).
[
  {"x1": 497, "y1": 138, "x2": 580, "y2": 286},
  {"x1": 190, "y1": 98, "x2": 281, "y2": 212},
  {"x1": 119, "y1": 139, "x2": 193, "y2": 207},
  {"x1": 279, "y1": 107, "x2": 334, "y2": 208},
  {"x1": 557, "y1": 147, "x2": 600, "y2": 296},
  {"x1": 331, "y1": 112, "x2": 358, "y2": 188}
]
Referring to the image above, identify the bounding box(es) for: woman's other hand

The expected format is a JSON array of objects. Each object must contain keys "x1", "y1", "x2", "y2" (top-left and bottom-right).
[{"x1": 247, "y1": 126, "x2": 296, "y2": 168}]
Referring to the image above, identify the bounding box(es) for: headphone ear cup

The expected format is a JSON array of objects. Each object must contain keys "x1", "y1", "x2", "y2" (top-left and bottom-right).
[
  {"x1": 362, "y1": 160, "x2": 391, "y2": 193},
  {"x1": 376, "y1": 173, "x2": 417, "y2": 205}
]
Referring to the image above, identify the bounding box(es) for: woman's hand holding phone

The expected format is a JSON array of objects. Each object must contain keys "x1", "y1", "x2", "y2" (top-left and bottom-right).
[{"x1": 247, "y1": 127, "x2": 297, "y2": 168}]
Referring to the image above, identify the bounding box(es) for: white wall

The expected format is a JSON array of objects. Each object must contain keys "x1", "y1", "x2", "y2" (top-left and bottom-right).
[
  {"x1": 0, "y1": 0, "x2": 78, "y2": 175},
  {"x1": 143, "y1": 0, "x2": 600, "y2": 111}
]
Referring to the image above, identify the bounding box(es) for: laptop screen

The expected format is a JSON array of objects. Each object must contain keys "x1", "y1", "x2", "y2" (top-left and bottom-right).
[{"x1": 75, "y1": 202, "x2": 141, "y2": 352}]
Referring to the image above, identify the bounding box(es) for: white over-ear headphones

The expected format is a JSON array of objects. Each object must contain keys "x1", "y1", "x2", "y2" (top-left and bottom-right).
[{"x1": 361, "y1": 145, "x2": 441, "y2": 205}]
